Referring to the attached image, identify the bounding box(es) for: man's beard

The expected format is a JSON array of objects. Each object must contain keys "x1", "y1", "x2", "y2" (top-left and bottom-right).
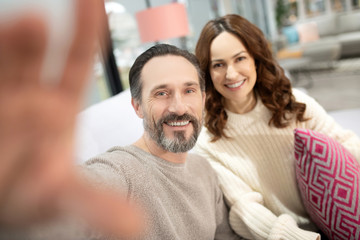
[{"x1": 143, "y1": 112, "x2": 202, "y2": 153}]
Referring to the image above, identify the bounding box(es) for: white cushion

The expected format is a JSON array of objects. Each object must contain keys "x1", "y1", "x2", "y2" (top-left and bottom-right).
[{"x1": 75, "y1": 89, "x2": 143, "y2": 163}]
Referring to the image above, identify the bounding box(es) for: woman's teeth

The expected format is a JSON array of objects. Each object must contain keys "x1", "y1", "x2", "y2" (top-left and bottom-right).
[{"x1": 226, "y1": 80, "x2": 245, "y2": 88}]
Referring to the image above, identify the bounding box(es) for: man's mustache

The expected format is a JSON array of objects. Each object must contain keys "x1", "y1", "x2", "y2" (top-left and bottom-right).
[{"x1": 160, "y1": 113, "x2": 197, "y2": 124}]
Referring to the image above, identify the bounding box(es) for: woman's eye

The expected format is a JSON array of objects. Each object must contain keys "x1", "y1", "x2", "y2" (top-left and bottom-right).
[
  {"x1": 236, "y1": 56, "x2": 246, "y2": 62},
  {"x1": 212, "y1": 63, "x2": 223, "y2": 69}
]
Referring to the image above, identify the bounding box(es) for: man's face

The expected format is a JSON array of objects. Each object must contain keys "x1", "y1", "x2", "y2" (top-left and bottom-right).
[{"x1": 133, "y1": 55, "x2": 205, "y2": 153}]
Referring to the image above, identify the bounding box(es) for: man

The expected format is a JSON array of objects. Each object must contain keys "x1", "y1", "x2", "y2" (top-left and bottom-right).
[{"x1": 84, "y1": 44, "x2": 241, "y2": 239}]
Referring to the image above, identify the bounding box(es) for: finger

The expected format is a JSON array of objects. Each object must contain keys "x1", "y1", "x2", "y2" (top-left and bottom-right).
[
  {"x1": 59, "y1": 0, "x2": 105, "y2": 99},
  {"x1": 0, "y1": 135, "x2": 33, "y2": 213},
  {"x1": 0, "y1": 93, "x2": 40, "y2": 215},
  {"x1": 15, "y1": 16, "x2": 47, "y2": 87},
  {"x1": 0, "y1": 16, "x2": 47, "y2": 89},
  {"x1": 0, "y1": 20, "x2": 21, "y2": 89},
  {"x1": 0, "y1": 137, "x2": 45, "y2": 226}
]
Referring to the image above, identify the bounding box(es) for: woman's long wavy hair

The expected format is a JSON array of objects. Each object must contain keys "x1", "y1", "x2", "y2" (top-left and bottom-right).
[{"x1": 195, "y1": 14, "x2": 308, "y2": 142}]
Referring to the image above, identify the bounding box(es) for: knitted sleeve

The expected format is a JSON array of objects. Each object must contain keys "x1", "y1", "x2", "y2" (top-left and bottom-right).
[
  {"x1": 194, "y1": 146, "x2": 320, "y2": 240},
  {"x1": 83, "y1": 155, "x2": 130, "y2": 195},
  {"x1": 295, "y1": 89, "x2": 360, "y2": 163},
  {"x1": 213, "y1": 170, "x2": 245, "y2": 240}
]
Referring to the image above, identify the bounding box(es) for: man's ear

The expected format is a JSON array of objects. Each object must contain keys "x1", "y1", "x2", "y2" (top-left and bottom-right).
[
  {"x1": 202, "y1": 92, "x2": 206, "y2": 109},
  {"x1": 131, "y1": 98, "x2": 144, "y2": 119}
]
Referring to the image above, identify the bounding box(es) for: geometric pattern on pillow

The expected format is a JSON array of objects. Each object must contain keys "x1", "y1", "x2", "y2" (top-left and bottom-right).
[{"x1": 294, "y1": 128, "x2": 360, "y2": 240}]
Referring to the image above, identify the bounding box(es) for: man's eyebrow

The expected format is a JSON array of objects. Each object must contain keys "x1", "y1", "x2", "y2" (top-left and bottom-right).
[
  {"x1": 150, "y1": 84, "x2": 168, "y2": 94},
  {"x1": 150, "y1": 81, "x2": 200, "y2": 93},
  {"x1": 211, "y1": 50, "x2": 247, "y2": 62},
  {"x1": 185, "y1": 81, "x2": 200, "y2": 87}
]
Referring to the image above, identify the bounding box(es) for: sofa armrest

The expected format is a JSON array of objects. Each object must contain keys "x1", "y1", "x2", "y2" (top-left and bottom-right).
[
  {"x1": 75, "y1": 89, "x2": 143, "y2": 163},
  {"x1": 328, "y1": 108, "x2": 360, "y2": 137}
]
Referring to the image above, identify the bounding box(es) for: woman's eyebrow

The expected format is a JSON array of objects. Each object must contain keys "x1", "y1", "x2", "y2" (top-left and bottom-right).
[{"x1": 211, "y1": 50, "x2": 247, "y2": 62}]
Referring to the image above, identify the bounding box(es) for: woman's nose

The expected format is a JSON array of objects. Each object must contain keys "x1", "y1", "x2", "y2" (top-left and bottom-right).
[{"x1": 226, "y1": 65, "x2": 238, "y2": 80}]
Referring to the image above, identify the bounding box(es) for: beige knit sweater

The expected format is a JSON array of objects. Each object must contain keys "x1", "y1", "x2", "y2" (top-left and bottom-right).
[{"x1": 194, "y1": 89, "x2": 360, "y2": 240}]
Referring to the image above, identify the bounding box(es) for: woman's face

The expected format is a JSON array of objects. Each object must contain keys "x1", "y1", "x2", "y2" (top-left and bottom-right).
[{"x1": 209, "y1": 31, "x2": 257, "y2": 113}]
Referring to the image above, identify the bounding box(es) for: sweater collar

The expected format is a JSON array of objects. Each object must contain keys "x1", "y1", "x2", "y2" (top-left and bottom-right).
[{"x1": 224, "y1": 94, "x2": 270, "y2": 127}]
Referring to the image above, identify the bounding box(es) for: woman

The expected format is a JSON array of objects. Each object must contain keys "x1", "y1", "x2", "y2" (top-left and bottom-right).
[{"x1": 194, "y1": 14, "x2": 360, "y2": 240}]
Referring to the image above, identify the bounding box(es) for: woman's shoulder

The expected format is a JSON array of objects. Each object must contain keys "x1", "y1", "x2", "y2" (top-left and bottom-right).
[
  {"x1": 196, "y1": 126, "x2": 214, "y2": 145},
  {"x1": 292, "y1": 88, "x2": 315, "y2": 103},
  {"x1": 292, "y1": 88, "x2": 326, "y2": 113}
]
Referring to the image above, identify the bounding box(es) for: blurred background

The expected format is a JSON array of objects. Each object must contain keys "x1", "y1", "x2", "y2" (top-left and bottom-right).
[
  {"x1": 0, "y1": 0, "x2": 358, "y2": 112},
  {"x1": 90, "y1": 0, "x2": 360, "y2": 113}
]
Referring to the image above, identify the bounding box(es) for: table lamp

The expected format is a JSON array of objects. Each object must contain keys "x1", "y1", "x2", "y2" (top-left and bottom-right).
[{"x1": 136, "y1": 2, "x2": 189, "y2": 43}]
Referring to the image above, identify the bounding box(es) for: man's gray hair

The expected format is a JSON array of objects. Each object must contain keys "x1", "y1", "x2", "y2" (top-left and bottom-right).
[{"x1": 128, "y1": 44, "x2": 205, "y2": 102}]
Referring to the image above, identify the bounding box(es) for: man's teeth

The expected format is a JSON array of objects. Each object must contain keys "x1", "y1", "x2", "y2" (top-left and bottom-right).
[
  {"x1": 167, "y1": 121, "x2": 189, "y2": 126},
  {"x1": 227, "y1": 80, "x2": 245, "y2": 88}
]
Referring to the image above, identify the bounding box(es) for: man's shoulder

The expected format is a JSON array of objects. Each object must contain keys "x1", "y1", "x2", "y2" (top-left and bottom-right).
[
  {"x1": 80, "y1": 146, "x2": 148, "y2": 190},
  {"x1": 83, "y1": 145, "x2": 146, "y2": 174},
  {"x1": 187, "y1": 152, "x2": 216, "y2": 174}
]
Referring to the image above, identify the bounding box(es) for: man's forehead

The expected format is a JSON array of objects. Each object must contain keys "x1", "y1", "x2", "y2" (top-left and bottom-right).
[
  {"x1": 143, "y1": 55, "x2": 194, "y2": 71},
  {"x1": 141, "y1": 55, "x2": 199, "y2": 88}
]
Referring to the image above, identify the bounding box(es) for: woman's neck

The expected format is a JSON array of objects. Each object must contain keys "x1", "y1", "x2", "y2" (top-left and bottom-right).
[{"x1": 225, "y1": 91, "x2": 257, "y2": 114}]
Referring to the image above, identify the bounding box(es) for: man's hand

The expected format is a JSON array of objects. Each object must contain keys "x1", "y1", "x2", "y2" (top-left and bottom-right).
[{"x1": 0, "y1": 0, "x2": 143, "y2": 237}]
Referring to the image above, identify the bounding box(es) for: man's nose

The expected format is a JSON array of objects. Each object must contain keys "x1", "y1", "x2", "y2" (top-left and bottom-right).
[
  {"x1": 226, "y1": 65, "x2": 238, "y2": 80},
  {"x1": 168, "y1": 93, "x2": 187, "y2": 115}
]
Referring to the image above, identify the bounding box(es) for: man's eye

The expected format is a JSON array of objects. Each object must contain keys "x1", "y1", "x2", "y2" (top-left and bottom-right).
[
  {"x1": 156, "y1": 91, "x2": 167, "y2": 96},
  {"x1": 186, "y1": 89, "x2": 195, "y2": 94}
]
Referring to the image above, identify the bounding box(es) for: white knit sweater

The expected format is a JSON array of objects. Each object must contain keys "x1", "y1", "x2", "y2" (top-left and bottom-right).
[{"x1": 194, "y1": 89, "x2": 360, "y2": 240}]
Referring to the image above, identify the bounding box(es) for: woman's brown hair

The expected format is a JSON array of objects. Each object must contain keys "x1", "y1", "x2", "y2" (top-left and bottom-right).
[{"x1": 195, "y1": 14, "x2": 307, "y2": 142}]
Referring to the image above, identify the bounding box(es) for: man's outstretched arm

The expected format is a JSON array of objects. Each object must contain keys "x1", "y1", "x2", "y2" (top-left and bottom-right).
[{"x1": 0, "y1": 0, "x2": 143, "y2": 238}]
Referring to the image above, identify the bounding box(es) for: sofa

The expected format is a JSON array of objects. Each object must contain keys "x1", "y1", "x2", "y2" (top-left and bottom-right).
[
  {"x1": 277, "y1": 10, "x2": 360, "y2": 62},
  {"x1": 75, "y1": 89, "x2": 143, "y2": 163},
  {"x1": 75, "y1": 89, "x2": 360, "y2": 163}
]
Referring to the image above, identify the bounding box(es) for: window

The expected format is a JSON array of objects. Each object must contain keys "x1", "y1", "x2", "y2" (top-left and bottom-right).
[
  {"x1": 288, "y1": 0, "x2": 299, "y2": 23},
  {"x1": 106, "y1": 1, "x2": 140, "y2": 90},
  {"x1": 305, "y1": 0, "x2": 326, "y2": 17},
  {"x1": 353, "y1": 0, "x2": 360, "y2": 9},
  {"x1": 86, "y1": 1, "x2": 143, "y2": 107},
  {"x1": 331, "y1": 0, "x2": 346, "y2": 11}
]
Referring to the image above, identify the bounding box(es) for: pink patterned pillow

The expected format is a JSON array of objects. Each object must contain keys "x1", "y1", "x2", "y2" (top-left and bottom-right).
[{"x1": 294, "y1": 128, "x2": 360, "y2": 240}]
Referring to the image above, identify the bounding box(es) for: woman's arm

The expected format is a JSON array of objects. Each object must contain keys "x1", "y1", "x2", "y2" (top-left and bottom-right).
[
  {"x1": 210, "y1": 160, "x2": 319, "y2": 240},
  {"x1": 295, "y1": 89, "x2": 360, "y2": 162}
]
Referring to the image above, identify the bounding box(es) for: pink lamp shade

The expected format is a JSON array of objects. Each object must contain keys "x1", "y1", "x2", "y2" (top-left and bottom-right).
[{"x1": 136, "y1": 3, "x2": 189, "y2": 43}]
